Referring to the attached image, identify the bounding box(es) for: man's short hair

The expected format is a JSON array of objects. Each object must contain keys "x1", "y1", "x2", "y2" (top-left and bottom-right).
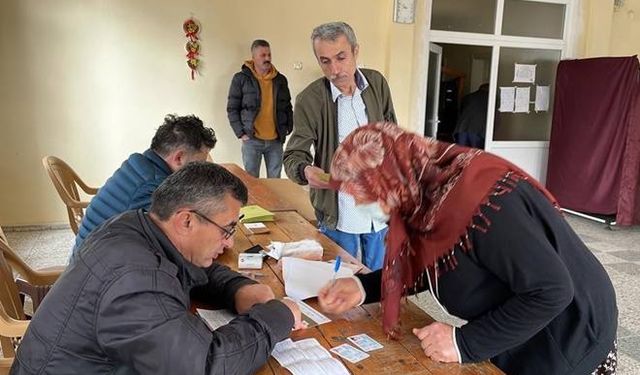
[
  {"x1": 150, "y1": 114, "x2": 217, "y2": 157},
  {"x1": 311, "y1": 22, "x2": 358, "y2": 51},
  {"x1": 150, "y1": 162, "x2": 248, "y2": 221},
  {"x1": 251, "y1": 39, "x2": 270, "y2": 52}
]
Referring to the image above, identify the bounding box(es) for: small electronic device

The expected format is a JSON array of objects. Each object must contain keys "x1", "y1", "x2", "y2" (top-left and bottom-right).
[
  {"x1": 244, "y1": 244, "x2": 264, "y2": 254},
  {"x1": 238, "y1": 253, "x2": 263, "y2": 269}
]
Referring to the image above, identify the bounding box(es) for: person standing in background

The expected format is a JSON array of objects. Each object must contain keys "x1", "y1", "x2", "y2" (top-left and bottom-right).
[
  {"x1": 283, "y1": 22, "x2": 396, "y2": 271},
  {"x1": 227, "y1": 39, "x2": 293, "y2": 178}
]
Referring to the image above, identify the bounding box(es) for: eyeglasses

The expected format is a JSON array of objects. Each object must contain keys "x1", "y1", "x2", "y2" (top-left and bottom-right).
[{"x1": 189, "y1": 210, "x2": 244, "y2": 240}]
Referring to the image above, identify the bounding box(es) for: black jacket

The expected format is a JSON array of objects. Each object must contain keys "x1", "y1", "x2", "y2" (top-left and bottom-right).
[
  {"x1": 226, "y1": 64, "x2": 293, "y2": 142},
  {"x1": 358, "y1": 180, "x2": 617, "y2": 375},
  {"x1": 12, "y1": 210, "x2": 294, "y2": 375}
]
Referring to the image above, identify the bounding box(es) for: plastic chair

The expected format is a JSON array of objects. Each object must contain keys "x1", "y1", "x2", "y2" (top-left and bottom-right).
[
  {"x1": 0, "y1": 249, "x2": 32, "y2": 372},
  {"x1": 42, "y1": 156, "x2": 98, "y2": 234}
]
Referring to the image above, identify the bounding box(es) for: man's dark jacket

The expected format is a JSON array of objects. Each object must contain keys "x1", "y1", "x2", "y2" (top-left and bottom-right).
[
  {"x1": 226, "y1": 64, "x2": 293, "y2": 142},
  {"x1": 12, "y1": 210, "x2": 293, "y2": 375}
]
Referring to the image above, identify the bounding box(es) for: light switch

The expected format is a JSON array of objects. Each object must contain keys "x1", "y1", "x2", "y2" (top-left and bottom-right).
[{"x1": 293, "y1": 61, "x2": 303, "y2": 70}]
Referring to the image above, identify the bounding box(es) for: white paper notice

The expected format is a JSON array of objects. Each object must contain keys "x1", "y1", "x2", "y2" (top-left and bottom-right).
[
  {"x1": 535, "y1": 85, "x2": 550, "y2": 112},
  {"x1": 513, "y1": 63, "x2": 536, "y2": 83},
  {"x1": 499, "y1": 87, "x2": 515, "y2": 112},
  {"x1": 282, "y1": 257, "x2": 354, "y2": 300},
  {"x1": 271, "y1": 338, "x2": 350, "y2": 375},
  {"x1": 515, "y1": 87, "x2": 531, "y2": 113}
]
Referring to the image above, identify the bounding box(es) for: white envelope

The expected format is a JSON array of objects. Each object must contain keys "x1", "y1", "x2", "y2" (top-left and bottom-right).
[{"x1": 282, "y1": 257, "x2": 354, "y2": 300}]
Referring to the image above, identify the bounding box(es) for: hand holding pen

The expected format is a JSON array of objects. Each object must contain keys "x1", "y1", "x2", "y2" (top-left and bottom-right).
[{"x1": 318, "y1": 256, "x2": 363, "y2": 314}]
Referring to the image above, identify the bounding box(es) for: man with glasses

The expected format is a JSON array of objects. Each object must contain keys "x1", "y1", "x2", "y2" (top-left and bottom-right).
[{"x1": 12, "y1": 162, "x2": 303, "y2": 374}]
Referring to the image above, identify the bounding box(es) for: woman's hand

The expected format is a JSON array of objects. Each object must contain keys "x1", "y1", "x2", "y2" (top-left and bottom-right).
[
  {"x1": 317, "y1": 277, "x2": 363, "y2": 314},
  {"x1": 412, "y1": 322, "x2": 459, "y2": 363}
]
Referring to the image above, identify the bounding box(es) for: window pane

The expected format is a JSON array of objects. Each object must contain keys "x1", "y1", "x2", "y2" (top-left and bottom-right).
[
  {"x1": 494, "y1": 47, "x2": 561, "y2": 141},
  {"x1": 502, "y1": 0, "x2": 565, "y2": 39},
  {"x1": 431, "y1": 0, "x2": 496, "y2": 34}
]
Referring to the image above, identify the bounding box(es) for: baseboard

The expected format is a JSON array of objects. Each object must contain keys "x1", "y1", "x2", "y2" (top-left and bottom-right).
[{"x1": 3, "y1": 223, "x2": 71, "y2": 232}]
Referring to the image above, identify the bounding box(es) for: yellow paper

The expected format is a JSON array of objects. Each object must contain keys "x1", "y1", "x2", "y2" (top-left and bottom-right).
[{"x1": 240, "y1": 205, "x2": 275, "y2": 223}]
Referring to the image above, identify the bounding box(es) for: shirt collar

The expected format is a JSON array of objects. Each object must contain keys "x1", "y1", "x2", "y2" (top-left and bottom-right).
[{"x1": 330, "y1": 68, "x2": 369, "y2": 102}]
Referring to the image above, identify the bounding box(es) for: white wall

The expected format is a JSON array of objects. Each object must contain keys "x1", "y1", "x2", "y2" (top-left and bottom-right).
[{"x1": 0, "y1": 0, "x2": 405, "y2": 226}]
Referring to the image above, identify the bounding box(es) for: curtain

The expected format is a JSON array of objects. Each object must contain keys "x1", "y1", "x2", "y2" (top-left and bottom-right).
[{"x1": 547, "y1": 56, "x2": 640, "y2": 225}]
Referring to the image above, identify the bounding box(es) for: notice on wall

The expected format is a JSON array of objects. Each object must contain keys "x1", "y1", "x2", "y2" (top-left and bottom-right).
[
  {"x1": 499, "y1": 87, "x2": 515, "y2": 112},
  {"x1": 515, "y1": 87, "x2": 531, "y2": 113},
  {"x1": 535, "y1": 85, "x2": 550, "y2": 112},
  {"x1": 513, "y1": 63, "x2": 536, "y2": 83}
]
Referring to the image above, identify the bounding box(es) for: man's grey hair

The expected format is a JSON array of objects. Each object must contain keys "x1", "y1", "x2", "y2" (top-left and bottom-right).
[
  {"x1": 311, "y1": 21, "x2": 358, "y2": 51},
  {"x1": 150, "y1": 162, "x2": 248, "y2": 221},
  {"x1": 251, "y1": 39, "x2": 270, "y2": 52}
]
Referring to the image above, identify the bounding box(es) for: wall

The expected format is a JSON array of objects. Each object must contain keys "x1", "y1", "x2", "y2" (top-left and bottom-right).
[{"x1": 0, "y1": 0, "x2": 406, "y2": 226}]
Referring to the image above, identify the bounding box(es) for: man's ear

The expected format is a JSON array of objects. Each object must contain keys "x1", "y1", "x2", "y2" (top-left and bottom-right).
[
  {"x1": 172, "y1": 210, "x2": 194, "y2": 236},
  {"x1": 353, "y1": 44, "x2": 359, "y2": 59},
  {"x1": 165, "y1": 149, "x2": 186, "y2": 172}
]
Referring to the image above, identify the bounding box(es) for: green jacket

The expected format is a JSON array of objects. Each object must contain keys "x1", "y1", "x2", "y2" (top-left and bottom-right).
[{"x1": 283, "y1": 68, "x2": 396, "y2": 229}]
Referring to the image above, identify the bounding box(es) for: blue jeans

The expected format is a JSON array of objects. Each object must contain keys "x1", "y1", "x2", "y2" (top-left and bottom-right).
[
  {"x1": 241, "y1": 138, "x2": 283, "y2": 178},
  {"x1": 319, "y1": 224, "x2": 388, "y2": 271}
]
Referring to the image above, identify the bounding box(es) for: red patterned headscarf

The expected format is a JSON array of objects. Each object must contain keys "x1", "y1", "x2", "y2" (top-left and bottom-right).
[{"x1": 330, "y1": 122, "x2": 557, "y2": 337}]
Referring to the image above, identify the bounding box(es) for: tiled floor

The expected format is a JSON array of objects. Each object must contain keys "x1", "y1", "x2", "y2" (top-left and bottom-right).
[{"x1": 5, "y1": 214, "x2": 640, "y2": 374}]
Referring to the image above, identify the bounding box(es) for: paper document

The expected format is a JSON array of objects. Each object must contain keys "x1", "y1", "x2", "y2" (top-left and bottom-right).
[
  {"x1": 196, "y1": 309, "x2": 235, "y2": 330},
  {"x1": 284, "y1": 297, "x2": 331, "y2": 327},
  {"x1": 515, "y1": 87, "x2": 531, "y2": 113},
  {"x1": 267, "y1": 239, "x2": 323, "y2": 261},
  {"x1": 535, "y1": 85, "x2": 550, "y2": 112},
  {"x1": 271, "y1": 338, "x2": 350, "y2": 375},
  {"x1": 513, "y1": 63, "x2": 536, "y2": 83},
  {"x1": 283, "y1": 257, "x2": 354, "y2": 300},
  {"x1": 240, "y1": 205, "x2": 274, "y2": 223},
  {"x1": 499, "y1": 87, "x2": 515, "y2": 112}
]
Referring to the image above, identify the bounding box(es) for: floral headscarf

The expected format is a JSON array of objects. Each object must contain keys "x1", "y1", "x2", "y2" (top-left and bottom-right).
[{"x1": 330, "y1": 122, "x2": 557, "y2": 337}]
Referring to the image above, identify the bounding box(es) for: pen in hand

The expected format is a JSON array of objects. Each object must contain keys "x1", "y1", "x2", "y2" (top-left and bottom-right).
[{"x1": 331, "y1": 256, "x2": 342, "y2": 285}]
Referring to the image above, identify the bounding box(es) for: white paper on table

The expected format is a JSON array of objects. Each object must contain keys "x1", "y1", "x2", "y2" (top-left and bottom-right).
[
  {"x1": 196, "y1": 309, "x2": 236, "y2": 330},
  {"x1": 499, "y1": 87, "x2": 515, "y2": 112},
  {"x1": 271, "y1": 338, "x2": 350, "y2": 375},
  {"x1": 513, "y1": 63, "x2": 536, "y2": 83},
  {"x1": 535, "y1": 85, "x2": 550, "y2": 112},
  {"x1": 514, "y1": 87, "x2": 531, "y2": 113},
  {"x1": 266, "y1": 239, "x2": 323, "y2": 260},
  {"x1": 282, "y1": 257, "x2": 354, "y2": 300}
]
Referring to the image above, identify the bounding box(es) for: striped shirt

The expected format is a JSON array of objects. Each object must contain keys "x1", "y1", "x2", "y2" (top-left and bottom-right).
[{"x1": 331, "y1": 69, "x2": 388, "y2": 234}]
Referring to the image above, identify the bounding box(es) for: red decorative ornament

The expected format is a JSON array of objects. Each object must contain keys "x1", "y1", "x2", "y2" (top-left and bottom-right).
[{"x1": 183, "y1": 18, "x2": 201, "y2": 80}]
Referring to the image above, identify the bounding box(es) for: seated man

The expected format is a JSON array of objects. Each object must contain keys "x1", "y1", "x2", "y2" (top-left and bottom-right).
[
  {"x1": 74, "y1": 113, "x2": 217, "y2": 251},
  {"x1": 12, "y1": 162, "x2": 302, "y2": 374}
]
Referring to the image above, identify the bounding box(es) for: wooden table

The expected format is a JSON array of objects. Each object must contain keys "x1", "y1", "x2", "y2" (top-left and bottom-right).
[
  {"x1": 213, "y1": 166, "x2": 504, "y2": 374},
  {"x1": 221, "y1": 163, "x2": 300, "y2": 212}
]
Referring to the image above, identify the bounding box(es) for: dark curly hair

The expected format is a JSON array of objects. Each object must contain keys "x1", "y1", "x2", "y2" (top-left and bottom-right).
[{"x1": 150, "y1": 114, "x2": 217, "y2": 157}]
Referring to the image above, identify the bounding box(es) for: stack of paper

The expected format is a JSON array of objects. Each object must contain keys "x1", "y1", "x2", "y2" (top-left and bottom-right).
[
  {"x1": 271, "y1": 338, "x2": 350, "y2": 375},
  {"x1": 282, "y1": 257, "x2": 354, "y2": 300},
  {"x1": 240, "y1": 205, "x2": 274, "y2": 223}
]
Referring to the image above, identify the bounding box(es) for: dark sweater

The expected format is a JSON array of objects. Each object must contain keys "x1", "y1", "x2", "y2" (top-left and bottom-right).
[{"x1": 358, "y1": 180, "x2": 617, "y2": 375}]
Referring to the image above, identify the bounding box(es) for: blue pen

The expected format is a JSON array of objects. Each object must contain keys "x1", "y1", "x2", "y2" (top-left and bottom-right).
[{"x1": 332, "y1": 256, "x2": 342, "y2": 283}]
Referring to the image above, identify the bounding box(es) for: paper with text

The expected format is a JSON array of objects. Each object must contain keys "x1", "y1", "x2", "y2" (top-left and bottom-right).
[
  {"x1": 499, "y1": 87, "x2": 515, "y2": 112},
  {"x1": 535, "y1": 85, "x2": 550, "y2": 112},
  {"x1": 283, "y1": 257, "x2": 354, "y2": 300},
  {"x1": 514, "y1": 63, "x2": 536, "y2": 83},
  {"x1": 272, "y1": 338, "x2": 350, "y2": 375},
  {"x1": 515, "y1": 87, "x2": 531, "y2": 113}
]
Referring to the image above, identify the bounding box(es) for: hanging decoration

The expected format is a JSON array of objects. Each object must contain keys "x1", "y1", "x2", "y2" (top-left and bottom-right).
[{"x1": 183, "y1": 17, "x2": 201, "y2": 80}]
